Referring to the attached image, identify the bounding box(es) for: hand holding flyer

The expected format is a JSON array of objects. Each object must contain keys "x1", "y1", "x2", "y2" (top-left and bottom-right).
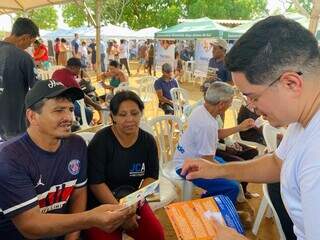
[{"x1": 119, "y1": 180, "x2": 160, "y2": 207}]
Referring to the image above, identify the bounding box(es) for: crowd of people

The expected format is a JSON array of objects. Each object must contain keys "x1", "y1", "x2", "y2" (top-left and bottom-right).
[{"x1": 1, "y1": 14, "x2": 320, "y2": 240}]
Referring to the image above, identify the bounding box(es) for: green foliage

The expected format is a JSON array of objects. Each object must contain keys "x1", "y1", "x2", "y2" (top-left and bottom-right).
[
  {"x1": 61, "y1": 0, "x2": 267, "y2": 29},
  {"x1": 62, "y1": 3, "x2": 90, "y2": 27},
  {"x1": 16, "y1": 6, "x2": 58, "y2": 30},
  {"x1": 287, "y1": 0, "x2": 313, "y2": 13},
  {"x1": 122, "y1": 0, "x2": 185, "y2": 29},
  {"x1": 187, "y1": 0, "x2": 267, "y2": 20}
]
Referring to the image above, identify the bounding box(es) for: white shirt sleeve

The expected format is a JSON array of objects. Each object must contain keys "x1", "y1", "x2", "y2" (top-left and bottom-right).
[
  {"x1": 275, "y1": 123, "x2": 296, "y2": 161},
  {"x1": 298, "y1": 149, "x2": 320, "y2": 240}
]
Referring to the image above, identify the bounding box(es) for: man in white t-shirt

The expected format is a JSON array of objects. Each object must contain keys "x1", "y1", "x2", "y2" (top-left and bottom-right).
[
  {"x1": 181, "y1": 16, "x2": 320, "y2": 240},
  {"x1": 119, "y1": 39, "x2": 131, "y2": 76},
  {"x1": 174, "y1": 82, "x2": 240, "y2": 204}
]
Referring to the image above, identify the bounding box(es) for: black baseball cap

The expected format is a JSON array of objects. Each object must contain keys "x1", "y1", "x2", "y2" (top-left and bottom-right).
[{"x1": 25, "y1": 80, "x2": 84, "y2": 109}]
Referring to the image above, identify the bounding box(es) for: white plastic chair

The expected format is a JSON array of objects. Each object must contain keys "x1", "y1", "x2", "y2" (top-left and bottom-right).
[
  {"x1": 37, "y1": 69, "x2": 50, "y2": 80},
  {"x1": 77, "y1": 99, "x2": 89, "y2": 128},
  {"x1": 182, "y1": 60, "x2": 194, "y2": 83},
  {"x1": 148, "y1": 115, "x2": 193, "y2": 200},
  {"x1": 139, "y1": 120, "x2": 178, "y2": 209},
  {"x1": 113, "y1": 82, "x2": 130, "y2": 93},
  {"x1": 228, "y1": 98, "x2": 266, "y2": 155},
  {"x1": 76, "y1": 132, "x2": 95, "y2": 145},
  {"x1": 252, "y1": 123, "x2": 286, "y2": 239},
  {"x1": 137, "y1": 76, "x2": 156, "y2": 103},
  {"x1": 137, "y1": 76, "x2": 158, "y2": 115},
  {"x1": 170, "y1": 87, "x2": 190, "y2": 123}
]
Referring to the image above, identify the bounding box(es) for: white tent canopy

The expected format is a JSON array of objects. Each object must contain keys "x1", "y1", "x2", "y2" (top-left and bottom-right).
[
  {"x1": 0, "y1": 0, "x2": 72, "y2": 14},
  {"x1": 84, "y1": 24, "x2": 137, "y2": 39},
  {"x1": 135, "y1": 27, "x2": 160, "y2": 39},
  {"x1": 43, "y1": 24, "x2": 138, "y2": 40}
]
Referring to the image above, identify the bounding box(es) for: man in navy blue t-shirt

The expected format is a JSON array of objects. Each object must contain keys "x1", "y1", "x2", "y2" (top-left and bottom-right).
[
  {"x1": 154, "y1": 63, "x2": 179, "y2": 115},
  {"x1": 208, "y1": 38, "x2": 231, "y2": 83},
  {"x1": 0, "y1": 80, "x2": 134, "y2": 240}
]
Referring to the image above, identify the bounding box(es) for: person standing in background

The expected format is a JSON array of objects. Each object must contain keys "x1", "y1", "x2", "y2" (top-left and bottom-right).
[
  {"x1": 88, "y1": 39, "x2": 96, "y2": 71},
  {"x1": 58, "y1": 38, "x2": 68, "y2": 66},
  {"x1": 119, "y1": 39, "x2": 131, "y2": 76},
  {"x1": 71, "y1": 33, "x2": 80, "y2": 58},
  {"x1": 100, "y1": 40, "x2": 107, "y2": 72},
  {"x1": 0, "y1": 17, "x2": 39, "y2": 140},
  {"x1": 54, "y1": 38, "x2": 60, "y2": 65},
  {"x1": 147, "y1": 44, "x2": 155, "y2": 76}
]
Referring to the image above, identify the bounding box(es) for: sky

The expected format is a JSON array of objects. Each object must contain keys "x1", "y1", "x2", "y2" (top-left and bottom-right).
[{"x1": 0, "y1": 0, "x2": 286, "y2": 32}]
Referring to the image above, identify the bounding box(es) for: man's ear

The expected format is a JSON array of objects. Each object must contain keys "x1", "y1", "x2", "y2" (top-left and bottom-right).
[
  {"x1": 280, "y1": 72, "x2": 303, "y2": 97},
  {"x1": 26, "y1": 109, "x2": 38, "y2": 127}
]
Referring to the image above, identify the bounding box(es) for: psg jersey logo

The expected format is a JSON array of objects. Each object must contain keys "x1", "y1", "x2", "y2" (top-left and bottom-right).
[{"x1": 68, "y1": 159, "x2": 81, "y2": 175}]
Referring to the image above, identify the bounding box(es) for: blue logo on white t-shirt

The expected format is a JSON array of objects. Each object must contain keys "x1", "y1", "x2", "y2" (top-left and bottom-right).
[{"x1": 68, "y1": 159, "x2": 80, "y2": 175}]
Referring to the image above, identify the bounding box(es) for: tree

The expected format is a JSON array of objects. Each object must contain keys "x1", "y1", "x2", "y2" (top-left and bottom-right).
[
  {"x1": 16, "y1": 6, "x2": 58, "y2": 30},
  {"x1": 62, "y1": 0, "x2": 131, "y2": 28},
  {"x1": 186, "y1": 0, "x2": 268, "y2": 20},
  {"x1": 285, "y1": 0, "x2": 320, "y2": 35},
  {"x1": 62, "y1": 3, "x2": 89, "y2": 27},
  {"x1": 121, "y1": 0, "x2": 185, "y2": 29}
]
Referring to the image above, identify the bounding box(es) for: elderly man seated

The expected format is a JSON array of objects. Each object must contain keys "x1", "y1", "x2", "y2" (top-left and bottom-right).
[
  {"x1": 154, "y1": 63, "x2": 179, "y2": 115},
  {"x1": 173, "y1": 81, "x2": 240, "y2": 204}
]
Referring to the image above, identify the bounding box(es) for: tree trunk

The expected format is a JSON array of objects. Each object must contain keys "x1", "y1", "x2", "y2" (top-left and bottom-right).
[
  {"x1": 309, "y1": 0, "x2": 320, "y2": 34},
  {"x1": 96, "y1": 0, "x2": 102, "y2": 75}
]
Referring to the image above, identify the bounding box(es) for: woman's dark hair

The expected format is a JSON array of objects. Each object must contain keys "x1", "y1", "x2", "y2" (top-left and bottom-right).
[
  {"x1": 61, "y1": 38, "x2": 67, "y2": 43},
  {"x1": 55, "y1": 38, "x2": 60, "y2": 42},
  {"x1": 109, "y1": 60, "x2": 120, "y2": 68},
  {"x1": 110, "y1": 91, "x2": 144, "y2": 115},
  {"x1": 12, "y1": 17, "x2": 39, "y2": 37}
]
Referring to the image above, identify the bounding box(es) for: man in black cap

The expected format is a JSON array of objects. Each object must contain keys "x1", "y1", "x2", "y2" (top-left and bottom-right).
[{"x1": 0, "y1": 80, "x2": 135, "y2": 240}]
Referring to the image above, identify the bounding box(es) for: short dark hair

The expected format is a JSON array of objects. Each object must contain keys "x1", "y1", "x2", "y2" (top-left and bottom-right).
[
  {"x1": 61, "y1": 38, "x2": 67, "y2": 43},
  {"x1": 110, "y1": 91, "x2": 144, "y2": 115},
  {"x1": 225, "y1": 15, "x2": 320, "y2": 85},
  {"x1": 109, "y1": 60, "x2": 120, "y2": 68},
  {"x1": 67, "y1": 57, "x2": 82, "y2": 68},
  {"x1": 55, "y1": 38, "x2": 60, "y2": 42},
  {"x1": 120, "y1": 39, "x2": 125, "y2": 44},
  {"x1": 12, "y1": 17, "x2": 39, "y2": 37}
]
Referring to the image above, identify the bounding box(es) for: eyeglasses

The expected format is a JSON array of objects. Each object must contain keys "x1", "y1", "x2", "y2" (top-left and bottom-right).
[{"x1": 245, "y1": 71, "x2": 302, "y2": 103}]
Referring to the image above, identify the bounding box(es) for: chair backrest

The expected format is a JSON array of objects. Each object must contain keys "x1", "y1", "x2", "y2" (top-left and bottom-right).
[
  {"x1": 227, "y1": 98, "x2": 245, "y2": 141},
  {"x1": 262, "y1": 123, "x2": 286, "y2": 152},
  {"x1": 139, "y1": 120, "x2": 155, "y2": 136},
  {"x1": 148, "y1": 115, "x2": 183, "y2": 169},
  {"x1": 113, "y1": 82, "x2": 130, "y2": 94},
  {"x1": 137, "y1": 76, "x2": 157, "y2": 102},
  {"x1": 76, "y1": 132, "x2": 95, "y2": 145},
  {"x1": 77, "y1": 99, "x2": 89, "y2": 127},
  {"x1": 37, "y1": 69, "x2": 51, "y2": 80},
  {"x1": 170, "y1": 87, "x2": 189, "y2": 121}
]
